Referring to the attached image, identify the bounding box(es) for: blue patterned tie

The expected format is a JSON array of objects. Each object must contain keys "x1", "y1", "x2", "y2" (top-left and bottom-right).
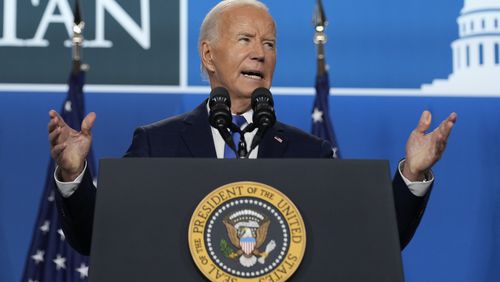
[{"x1": 224, "y1": 115, "x2": 247, "y2": 158}]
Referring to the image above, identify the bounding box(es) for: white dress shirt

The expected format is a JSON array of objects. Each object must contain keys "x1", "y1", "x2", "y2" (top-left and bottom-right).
[{"x1": 210, "y1": 107, "x2": 258, "y2": 159}]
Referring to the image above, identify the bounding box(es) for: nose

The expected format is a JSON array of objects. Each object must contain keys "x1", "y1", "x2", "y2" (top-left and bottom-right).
[{"x1": 250, "y1": 42, "x2": 265, "y2": 63}]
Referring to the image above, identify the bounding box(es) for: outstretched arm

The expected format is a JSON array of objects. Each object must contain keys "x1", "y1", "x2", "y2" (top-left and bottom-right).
[
  {"x1": 396, "y1": 111, "x2": 457, "y2": 249},
  {"x1": 48, "y1": 110, "x2": 97, "y2": 255}
]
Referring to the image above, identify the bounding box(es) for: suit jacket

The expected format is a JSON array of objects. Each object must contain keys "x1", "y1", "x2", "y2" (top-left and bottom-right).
[{"x1": 55, "y1": 101, "x2": 431, "y2": 255}]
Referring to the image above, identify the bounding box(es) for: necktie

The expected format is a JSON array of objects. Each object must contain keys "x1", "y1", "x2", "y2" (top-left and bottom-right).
[{"x1": 224, "y1": 115, "x2": 247, "y2": 158}]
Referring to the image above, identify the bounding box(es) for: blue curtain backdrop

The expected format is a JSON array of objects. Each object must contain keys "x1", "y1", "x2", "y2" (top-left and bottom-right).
[{"x1": 1, "y1": 0, "x2": 498, "y2": 281}]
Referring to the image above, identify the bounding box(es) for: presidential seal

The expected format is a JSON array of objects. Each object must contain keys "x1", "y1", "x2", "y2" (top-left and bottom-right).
[{"x1": 188, "y1": 182, "x2": 306, "y2": 282}]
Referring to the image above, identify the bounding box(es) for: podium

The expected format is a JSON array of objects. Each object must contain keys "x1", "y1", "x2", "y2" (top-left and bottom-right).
[{"x1": 89, "y1": 159, "x2": 404, "y2": 281}]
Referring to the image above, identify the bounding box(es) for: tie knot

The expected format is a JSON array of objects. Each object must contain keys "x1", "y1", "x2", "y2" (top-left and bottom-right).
[{"x1": 232, "y1": 115, "x2": 247, "y2": 127}]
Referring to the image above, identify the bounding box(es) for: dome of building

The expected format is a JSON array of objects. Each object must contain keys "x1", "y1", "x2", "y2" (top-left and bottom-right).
[
  {"x1": 421, "y1": 0, "x2": 500, "y2": 94},
  {"x1": 462, "y1": 0, "x2": 500, "y2": 14}
]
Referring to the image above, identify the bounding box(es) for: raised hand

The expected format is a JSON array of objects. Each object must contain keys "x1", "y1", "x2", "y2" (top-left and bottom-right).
[
  {"x1": 48, "y1": 110, "x2": 96, "y2": 181},
  {"x1": 403, "y1": 111, "x2": 457, "y2": 181}
]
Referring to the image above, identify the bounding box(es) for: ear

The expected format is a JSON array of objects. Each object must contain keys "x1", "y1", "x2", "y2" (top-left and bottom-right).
[{"x1": 201, "y1": 41, "x2": 216, "y2": 73}]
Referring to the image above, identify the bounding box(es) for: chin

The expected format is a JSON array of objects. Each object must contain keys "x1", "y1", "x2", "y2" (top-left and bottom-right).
[
  {"x1": 245, "y1": 82, "x2": 269, "y2": 92},
  {"x1": 233, "y1": 90, "x2": 253, "y2": 99},
  {"x1": 231, "y1": 80, "x2": 268, "y2": 97}
]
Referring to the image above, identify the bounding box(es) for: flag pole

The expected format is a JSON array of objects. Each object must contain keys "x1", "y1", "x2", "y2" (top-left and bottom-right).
[
  {"x1": 311, "y1": 0, "x2": 341, "y2": 159},
  {"x1": 313, "y1": 0, "x2": 328, "y2": 76},
  {"x1": 71, "y1": 0, "x2": 87, "y2": 75}
]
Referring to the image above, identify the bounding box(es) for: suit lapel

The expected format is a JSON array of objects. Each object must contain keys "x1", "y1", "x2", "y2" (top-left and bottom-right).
[
  {"x1": 258, "y1": 122, "x2": 288, "y2": 158},
  {"x1": 180, "y1": 101, "x2": 217, "y2": 158}
]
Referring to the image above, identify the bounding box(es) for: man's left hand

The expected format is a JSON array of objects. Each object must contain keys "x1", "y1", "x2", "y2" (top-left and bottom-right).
[{"x1": 403, "y1": 111, "x2": 457, "y2": 181}]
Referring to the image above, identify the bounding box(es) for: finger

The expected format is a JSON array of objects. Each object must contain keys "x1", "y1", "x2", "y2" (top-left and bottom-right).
[
  {"x1": 432, "y1": 129, "x2": 449, "y2": 159},
  {"x1": 81, "y1": 112, "x2": 96, "y2": 136},
  {"x1": 48, "y1": 117, "x2": 59, "y2": 133},
  {"x1": 48, "y1": 127, "x2": 62, "y2": 146},
  {"x1": 447, "y1": 112, "x2": 458, "y2": 123},
  {"x1": 48, "y1": 109, "x2": 58, "y2": 119},
  {"x1": 438, "y1": 112, "x2": 457, "y2": 140},
  {"x1": 435, "y1": 133, "x2": 446, "y2": 152},
  {"x1": 50, "y1": 143, "x2": 67, "y2": 160},
  {"x1": 48, "y1": 110, "x2": 62, "y2": 132},
  {"x1": 414, "y1": 110, "x2": 432, "y2": 134},
  {"x1": 49, "y1": 110, "x2": 68, "y2": 129}
]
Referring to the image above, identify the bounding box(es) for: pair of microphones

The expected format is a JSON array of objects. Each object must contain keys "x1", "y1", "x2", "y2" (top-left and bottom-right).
[{"x1": 208, "y1": 87, "x2": 276, "y2": 158}]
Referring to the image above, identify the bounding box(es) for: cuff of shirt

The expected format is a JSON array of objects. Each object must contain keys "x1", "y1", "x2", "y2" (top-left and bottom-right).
[
  {"x1": 398, "y1": 159, "x2": 434, "y2": 197},
  {"x1": 54, "y1": 161, "x2": 87, "y2": 198}
]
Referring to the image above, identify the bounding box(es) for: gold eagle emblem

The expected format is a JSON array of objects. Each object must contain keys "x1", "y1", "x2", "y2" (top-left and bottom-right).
[{"x1": 221, "y1": 209, "x2": 276, "y2": 267}]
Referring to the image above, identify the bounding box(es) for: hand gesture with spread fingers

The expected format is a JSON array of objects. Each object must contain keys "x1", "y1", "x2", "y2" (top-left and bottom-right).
[
  {"x1": 48, "y1": 110, "x2": 96, "y2": 181},
  {"x1": 403, "y1": 111, "x2": 457, "y2": 181}
]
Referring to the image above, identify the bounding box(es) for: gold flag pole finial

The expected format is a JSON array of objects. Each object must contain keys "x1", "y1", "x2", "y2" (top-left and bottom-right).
[{"x1": 313, "y1": 0, "x2": 328, "y2": 76}]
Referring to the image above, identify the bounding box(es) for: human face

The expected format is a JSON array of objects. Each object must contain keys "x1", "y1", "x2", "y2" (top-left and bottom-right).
[{"x1": 203, "y1": 6, "x2": 276, "y2": 109}]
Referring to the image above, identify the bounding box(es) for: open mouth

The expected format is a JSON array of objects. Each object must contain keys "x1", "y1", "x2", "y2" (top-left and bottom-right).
[{"x1": 241, "y1": 71, "x2": 264, "y2": 80}]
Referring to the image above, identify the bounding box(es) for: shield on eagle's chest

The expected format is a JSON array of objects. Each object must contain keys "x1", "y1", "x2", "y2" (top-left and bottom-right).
[{"x1": 240, "y1": 237, "x2": 256, "y2": 255}]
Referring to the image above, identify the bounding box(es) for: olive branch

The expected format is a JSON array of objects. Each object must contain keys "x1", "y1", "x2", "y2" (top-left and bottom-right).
[{"x1": 220, "y1": 239, "x2": 236, "y2": 258}]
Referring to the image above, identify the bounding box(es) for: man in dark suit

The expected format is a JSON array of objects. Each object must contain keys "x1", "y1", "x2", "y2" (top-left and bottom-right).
[{"x1": 48, "y1": 0, "x2": 457, "y2": 256}]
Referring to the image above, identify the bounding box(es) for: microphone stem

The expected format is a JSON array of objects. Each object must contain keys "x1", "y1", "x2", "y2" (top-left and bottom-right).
[{"x1": 237, "y1": 129, "x2": 248, "y2": 158}]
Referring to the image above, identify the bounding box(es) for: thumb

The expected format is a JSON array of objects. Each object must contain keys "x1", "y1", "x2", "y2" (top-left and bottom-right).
[
  {"x1": 81, "y1": 112, "x2": 96, "y2": 135},
  {"x1": 415, "y1": 110, "x2": 431, "y2": 134}
]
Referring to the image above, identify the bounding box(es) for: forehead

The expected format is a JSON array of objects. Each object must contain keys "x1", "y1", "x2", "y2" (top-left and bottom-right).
[{"x1": 219, "y1": 5, "x2": 276, "y2": 37}]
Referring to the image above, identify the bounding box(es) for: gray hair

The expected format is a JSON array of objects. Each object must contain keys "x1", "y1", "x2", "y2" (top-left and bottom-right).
[{"x1": 198, "y1": 0, "x2": 270, "y2": 76}]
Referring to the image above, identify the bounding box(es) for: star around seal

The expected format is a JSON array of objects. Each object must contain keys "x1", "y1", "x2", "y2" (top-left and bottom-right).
[{"x1": 189, "y1": 181, "x2": 306, "y2": 281}]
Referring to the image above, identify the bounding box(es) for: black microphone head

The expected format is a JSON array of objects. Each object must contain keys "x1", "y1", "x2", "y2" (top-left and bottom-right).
[
  {"x1": 209, "y1": 87, "x2": 231, "y2": 109},
  {"x1": 208, "y1": 87, "x2": 232, "y2": 129},
  {"x1": 251, "y1": 87, "x2": 276, "y2": 128},
  {"x1": 251, "y1": 87, "x2": 274, "y2": 108}
]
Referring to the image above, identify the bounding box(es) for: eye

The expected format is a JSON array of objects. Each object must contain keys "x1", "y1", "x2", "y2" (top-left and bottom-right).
[
  {"x1": 264, "y1": 41, "x2": 275, "y2": 49},
  {"x1": 239, "y1": 36, "x2": 250, "y2": 43}
]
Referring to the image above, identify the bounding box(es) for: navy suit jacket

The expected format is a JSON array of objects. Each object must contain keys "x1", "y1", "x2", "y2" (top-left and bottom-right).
[{"x1": 55, "y1": 101, "x2": 431, "y2": 255}]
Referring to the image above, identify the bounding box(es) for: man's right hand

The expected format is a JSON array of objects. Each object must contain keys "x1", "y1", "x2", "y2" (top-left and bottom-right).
[{"x1": 48, "y1": 110, "x2": 96, "y2": 182}]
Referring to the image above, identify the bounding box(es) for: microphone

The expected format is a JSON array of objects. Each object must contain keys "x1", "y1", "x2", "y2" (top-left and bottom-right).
[
  {"x1": 249, "y1": 87, "x2": 276, "y2": 151},
  {"x1": 208, "y1": 87, "x2": 237, "y2": 154}
]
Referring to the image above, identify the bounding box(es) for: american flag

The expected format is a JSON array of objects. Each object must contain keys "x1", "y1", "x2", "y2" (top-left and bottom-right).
[
  {"x1": 21, "y1": 70, "x2": 96, "y2": 282},
  {"x1": 311, "y1": 70, "x2": 341, "y2": 159}
]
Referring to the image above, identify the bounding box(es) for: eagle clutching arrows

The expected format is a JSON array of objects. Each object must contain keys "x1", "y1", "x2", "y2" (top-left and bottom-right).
[{"x1": 222, "y1": 211, "x2": 277, "y2": 267}]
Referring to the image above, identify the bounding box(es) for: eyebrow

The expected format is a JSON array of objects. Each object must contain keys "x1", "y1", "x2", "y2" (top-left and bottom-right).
[
  {"x1": 238, "y1": 32, "x2": 276, "y2": 42},
  {"x1": 238, "y1": 32, "x2": 256, "y2": 38}
]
